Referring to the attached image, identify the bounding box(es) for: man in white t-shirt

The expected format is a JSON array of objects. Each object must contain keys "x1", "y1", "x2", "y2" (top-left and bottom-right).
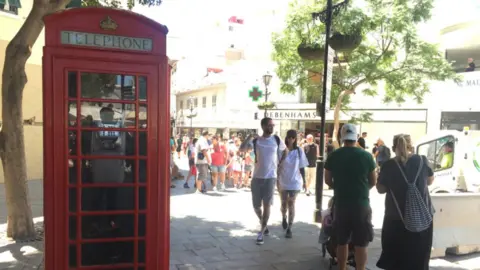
[
  {"x1": 195, "y1": 131, "x2": 211, "y2": 193},
  {"x1": 251, "y1": 117, "x2": 286, "y2": 245}
]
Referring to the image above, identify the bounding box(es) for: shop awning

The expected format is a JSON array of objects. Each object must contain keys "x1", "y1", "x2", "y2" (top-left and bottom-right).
[{"x1": 7, "y1": 0, "x2": 21, "y2": 8}]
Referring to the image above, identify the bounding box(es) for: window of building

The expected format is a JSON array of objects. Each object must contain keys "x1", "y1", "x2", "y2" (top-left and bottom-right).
[
  {"x1": 417, "y1": 135, "x2": 455, "y2": 172},
  {"x1": 441, "y1": 112, "x2": 480, "y2": 131},
  {"x1": 446, "y1": 47, "x2": 480, "y2": 73},
  {"x1": 212, "y1": 95, "x2": 217, "y2": 107},
  {"x1": 0, "y1": 0, "x2": 21, "y2": 15},
  {"x1": 202, "y1": 96, "x2": 207, "y2": 108},
  {"x1": 194, "y1": 97, "x2": 198, "y2": 108},
  {"x1": 179, "y1": 100, "x2": 183, "y2": 110}
]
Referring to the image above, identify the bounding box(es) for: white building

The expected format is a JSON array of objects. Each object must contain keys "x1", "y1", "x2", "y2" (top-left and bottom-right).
[{"x1": 171, "y1": 0, "x2": 296, "y2": 138}]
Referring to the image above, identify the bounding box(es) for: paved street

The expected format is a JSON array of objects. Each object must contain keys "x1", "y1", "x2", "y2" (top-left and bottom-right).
[{"x1": 0, "y1": 156, "x2": 479, "y2": 269}]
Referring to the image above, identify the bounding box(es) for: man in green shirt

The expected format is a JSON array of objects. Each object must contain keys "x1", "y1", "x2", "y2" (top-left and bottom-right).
[{"x1": 324, "y1": 124, "x2": 377, "y2": 270}]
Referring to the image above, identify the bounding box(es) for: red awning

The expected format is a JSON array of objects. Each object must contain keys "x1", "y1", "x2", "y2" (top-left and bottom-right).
[
  {"x1": 207, "y1": 68, "x2": 223, "y2": 73},
  {"x1": 228, "y1": 16, "x2": 244, "y2": 24}
]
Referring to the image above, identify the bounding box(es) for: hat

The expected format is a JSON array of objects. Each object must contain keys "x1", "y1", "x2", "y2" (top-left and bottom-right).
[{"x1": 341, "y1": 124, "x2": 357, "y2": 142}]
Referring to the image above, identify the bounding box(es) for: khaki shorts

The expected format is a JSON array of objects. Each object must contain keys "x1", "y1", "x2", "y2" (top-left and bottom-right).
[
  {"x1": 196, "y1": 164, "x2": 209, "y2": 180},
  {"x1": 251, "y1": 178, "x2": 276, "y2": 209}
]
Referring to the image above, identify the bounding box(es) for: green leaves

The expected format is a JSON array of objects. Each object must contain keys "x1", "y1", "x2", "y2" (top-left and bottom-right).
[
  {"x1": 348, "y1": 112, "x2": 373, "y2": 124},
  {"x1": 271, "y1": 0, "x2": 456, "y2": 117},
  {"x1": 79, "y1": 0, "x2": 160, "y2": 9}
]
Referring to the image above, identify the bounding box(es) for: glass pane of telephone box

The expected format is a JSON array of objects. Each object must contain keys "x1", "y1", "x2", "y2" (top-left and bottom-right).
[{"x1": 81, "y1": 73, "x2": 136, "y2": 101}]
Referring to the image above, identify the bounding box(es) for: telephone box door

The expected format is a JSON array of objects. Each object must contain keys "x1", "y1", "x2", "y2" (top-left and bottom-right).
[{"x1": 48, "y1": 58, "x2": 165, "y2": 270}]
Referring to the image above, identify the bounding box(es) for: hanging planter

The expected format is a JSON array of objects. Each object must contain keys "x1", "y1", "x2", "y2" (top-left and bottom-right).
[
  {"x1": 186, "y1": 113, "x2": 197, "y2": 119},
  {"x1": 328, "y1": 32, "x2": 362, "y2": 52},
  {"x1": 257, "y1": 101, "x2": 276, "y2": 110},
  {"x1": 297, "y1": 42, "x2": 325, "y2": 61}
]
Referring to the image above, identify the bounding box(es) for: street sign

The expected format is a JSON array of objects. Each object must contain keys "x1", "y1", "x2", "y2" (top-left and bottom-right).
[
  {"x1": 249, "y1": 86, "x2": 263, "y2": 102},
  {"x1": 325, "y1": 46, "x2": 334, "y2": 112}
]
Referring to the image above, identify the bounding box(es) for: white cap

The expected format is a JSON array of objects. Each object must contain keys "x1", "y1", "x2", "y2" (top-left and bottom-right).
[{"x1": 341, "y1": 124, "x2": 358, "y2": 142}]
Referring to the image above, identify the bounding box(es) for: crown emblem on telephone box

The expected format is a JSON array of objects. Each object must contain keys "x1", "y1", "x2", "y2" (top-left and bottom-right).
[{"x1": 100, "y1": 16, "x2": 118, "y2": 31}]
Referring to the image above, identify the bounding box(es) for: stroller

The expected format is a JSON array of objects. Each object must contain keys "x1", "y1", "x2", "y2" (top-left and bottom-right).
[{"x1": 319, "y1": 197, "x2": 356, "y2": 269}]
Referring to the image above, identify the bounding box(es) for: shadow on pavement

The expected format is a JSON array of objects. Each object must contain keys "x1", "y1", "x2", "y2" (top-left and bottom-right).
[
  {"x1": 170, "y1": 215, "x2": 341, "y2": 270},
  {"x1": 0, "y1": 219, "x2": 44, "y2": 270}
]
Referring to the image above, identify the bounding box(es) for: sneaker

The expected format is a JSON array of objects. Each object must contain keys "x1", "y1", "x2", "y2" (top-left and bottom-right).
[
  {"x1": 285, "y1": 228, "x2": 292, "y2": 238},
  {"x1": 212, "y1": 186, "x2": 218, "y2": 192},
  {"x1": 183, "y1": 183, "x2": 190, "y2": 189},
  {"x1": 194, "y1": 189, "x2": 203, "y2": 194},
  {"x1": 264, "y1": 227, "x2": 270, "y2": 236},
  {"x1": 220, "y1": 183, "x2": 226, "y2": 191},
  {"x1": 256, "y1": 232, "x2": 264, "y2": 245},
  {"x1": 282, "y1": 218, "x2": 288, "y2": 230}
]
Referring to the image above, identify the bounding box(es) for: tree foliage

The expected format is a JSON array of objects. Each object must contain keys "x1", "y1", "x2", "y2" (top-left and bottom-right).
[{"x1": 272, "y1": 0, "x2": 457, "y2": 112}]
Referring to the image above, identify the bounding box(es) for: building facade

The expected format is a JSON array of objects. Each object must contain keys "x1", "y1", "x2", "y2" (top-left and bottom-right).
[
  {"x1": 1, "y1": 0, "x2": 43, "y2": 122},
  {"x1": 0, "y1": 0, "x2": 45, "y2": 182}
]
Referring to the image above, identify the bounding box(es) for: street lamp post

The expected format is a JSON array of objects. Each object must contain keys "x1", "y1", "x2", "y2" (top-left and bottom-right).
[
  {"x1": 262, "y1": 72, "x2": 273, "y2": 117},
  {"x1": 311, "y1": 0, "x2": 349, "y2": 222},
  {"x1": 188, "y1": 96, "x2": 195, "y2": 137}
]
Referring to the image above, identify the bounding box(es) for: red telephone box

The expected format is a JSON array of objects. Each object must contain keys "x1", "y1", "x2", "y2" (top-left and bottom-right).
[{"x1": 42, "y1": 8, "x2": 170, "y2": 270}]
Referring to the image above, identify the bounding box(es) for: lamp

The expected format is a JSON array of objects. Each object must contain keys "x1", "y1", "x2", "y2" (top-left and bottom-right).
[{"x1": 262, "y1": 72, "x2": 272, "y2": 87}]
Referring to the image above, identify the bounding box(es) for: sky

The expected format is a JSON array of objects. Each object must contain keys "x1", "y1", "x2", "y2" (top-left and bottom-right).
[
  {"x1": 134, "y1": 0, "x2": 290, "y2": 59},
  {"x1": 133, "y1": 0, "x2": 480, "y2": 59}
]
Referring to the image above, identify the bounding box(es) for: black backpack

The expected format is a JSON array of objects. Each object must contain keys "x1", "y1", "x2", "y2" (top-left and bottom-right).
[
  {"x1": 252, "y1": 135, "x2": 281, "y2": 163},
  {"x1": 384, "y1": 146, "x2": 391, "y2": 159},
  {"x1": 90, "y1": 121, "x2": 126, "y2": 183}
]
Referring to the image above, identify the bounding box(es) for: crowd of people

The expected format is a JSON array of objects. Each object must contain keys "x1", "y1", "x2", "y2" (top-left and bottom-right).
[{"x1": 170, "y1": 118, "x2": 435, "y2": 270}]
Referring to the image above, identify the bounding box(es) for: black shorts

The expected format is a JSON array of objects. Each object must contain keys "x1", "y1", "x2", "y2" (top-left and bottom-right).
[{"x1": 334, "y1": 205, "x2": 373, "y2": 247}]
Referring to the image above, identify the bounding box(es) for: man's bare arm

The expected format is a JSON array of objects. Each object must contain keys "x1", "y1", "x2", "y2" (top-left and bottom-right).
[
  {"x1": 368, "y1": 170, "x2": 377, "y2": 189},
  {"x1": 325, "y1": 169, "x2": 333, "y2": 188}
]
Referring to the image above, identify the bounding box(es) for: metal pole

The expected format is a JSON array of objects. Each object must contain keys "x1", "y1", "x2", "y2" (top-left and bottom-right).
[
  {"x1": 264, "y1": 86, "x2": 268, "y2": 117},
  {"x1": 190, "y1": 106, "x2": 193, "y2": 137},
  {"x1": 315, "y1": 0, "x2": 333, "y2": 222}
]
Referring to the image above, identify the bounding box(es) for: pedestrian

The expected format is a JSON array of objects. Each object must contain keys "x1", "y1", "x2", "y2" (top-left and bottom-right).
[
  {"x1": 176, "y1": 135, "x2": 182, "y2": 158},
  {"x1": 303, "y1": 134, "x2": 319, "y2": 196},
  {"x1": 376, "y1": 134, "x2": 435, "y2": 270},
  {"x1": 251, "y1": 117, "x2": 286, "y2": 245},
  {"x1": 277, "y1": 129, "x2": 309, "y2": 238},
  {"x1": 195, "y1": 131, "x2": 211, "y2": 194},
  {"x1": 210, "y1": 135, "x2": 227, "y2": 191},
  {"x1": 242, "y1": 147, "x2": 254, "y2": 188},
  {"x1": 374, "y1": 138, "x2": 391, "y2": 168},
  {"x1": 232, "y1": 139, "x2": 243, "y2": 189},
  {"x1": 358, "y1": 131, "x2": 367, "y2": 149},
  {"x1": 324, "y1": 124, "x2": 376, "y2": 270},
  {"x1": 184, "y1": 138, "x2": 198, "y2": 189}
]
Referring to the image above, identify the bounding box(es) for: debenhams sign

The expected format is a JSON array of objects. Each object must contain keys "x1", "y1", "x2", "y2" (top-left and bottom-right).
[
  {"x1": 263, "y1": 110, "x2": 320, "y2": 120},
  {"x1": 61, "y1": 31, "x2": 153, "y2": 52}
]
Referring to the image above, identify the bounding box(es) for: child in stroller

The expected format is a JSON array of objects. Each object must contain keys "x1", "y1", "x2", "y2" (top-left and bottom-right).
[{"x1": 319, "y1": 197, "x2": 356, "y2": 269}]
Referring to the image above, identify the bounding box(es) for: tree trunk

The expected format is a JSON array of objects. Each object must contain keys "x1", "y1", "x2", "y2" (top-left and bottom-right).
[
  {"x1": 1, "y1": 0, "x2": 68, "y2": 240},
  {"x1": 331, "y1": 90, "x2": 354, "y2": 149}
]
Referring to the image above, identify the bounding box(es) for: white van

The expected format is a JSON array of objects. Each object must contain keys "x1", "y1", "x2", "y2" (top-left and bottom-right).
[{"x1": 416, "y1": 127, "x2": 480, "y2": 193}]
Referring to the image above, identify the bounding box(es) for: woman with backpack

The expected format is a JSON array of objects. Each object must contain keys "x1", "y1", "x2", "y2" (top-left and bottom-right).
[
  {"x1": 277, "y1": 129, "x2": 309, "y2": 239},
  {"x1": 375, "y1": 134, "x2": 435, "y2": 270}
]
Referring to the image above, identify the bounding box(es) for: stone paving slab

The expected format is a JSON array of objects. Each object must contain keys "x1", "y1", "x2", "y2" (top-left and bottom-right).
[{"x1": 1, "y1": 159, "x2": 480, "y2": 269}]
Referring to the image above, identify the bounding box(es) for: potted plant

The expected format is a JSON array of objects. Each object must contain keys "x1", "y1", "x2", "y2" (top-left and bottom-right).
[
  {"x1": 328, "y1": 32, "x2": 362, "y2": 52},
  {"x1": 297, "y1": 41, "x2": 325, "y2": 61},
  {"x1": 186, "y1": 113, "x2": 197, "y2": 119},
  {"x1": 257, "y1": 101, "x2": 276, "y2": 110}
]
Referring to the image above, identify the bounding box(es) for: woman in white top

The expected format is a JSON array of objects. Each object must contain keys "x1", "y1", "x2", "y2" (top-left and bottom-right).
[{"x1": 278, "y1": 129, "x2": 309, "y2": 238}]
